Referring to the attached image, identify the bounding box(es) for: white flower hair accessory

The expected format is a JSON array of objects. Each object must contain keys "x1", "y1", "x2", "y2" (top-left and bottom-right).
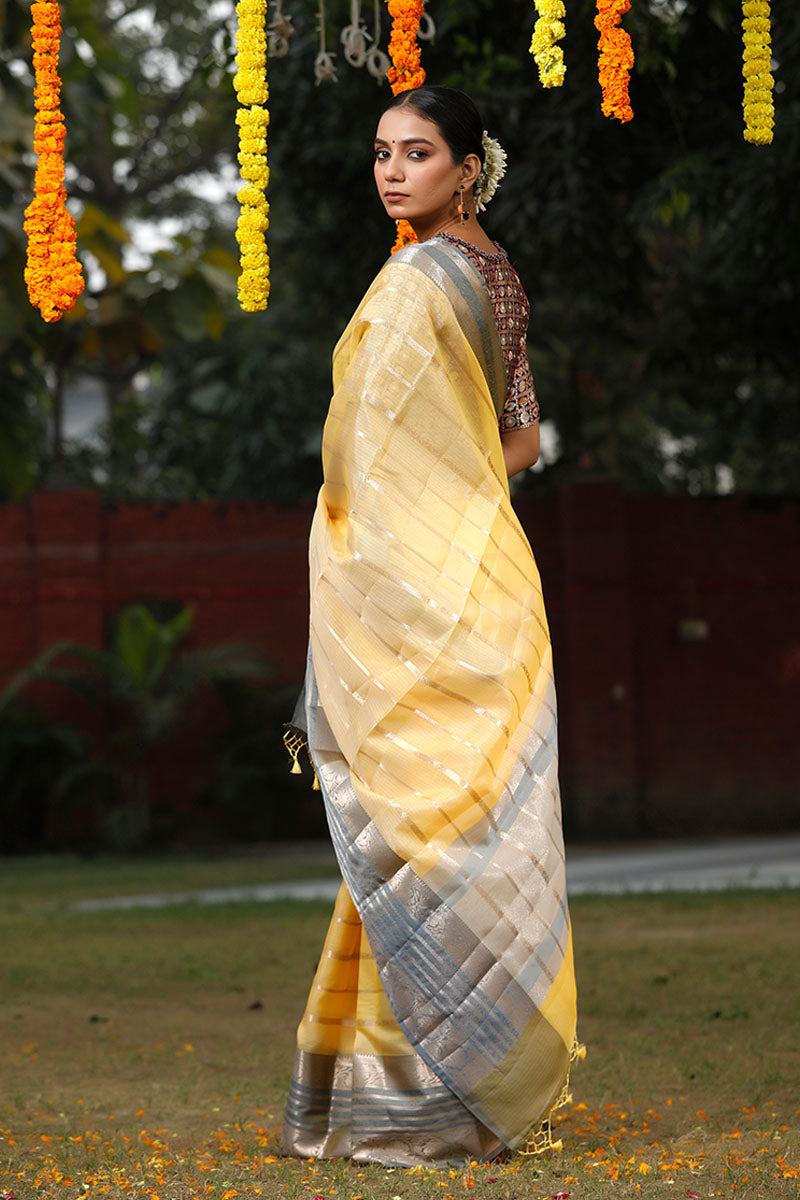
[{"x1": 473, "y1": 131, "x2": 507, "y2": 212}]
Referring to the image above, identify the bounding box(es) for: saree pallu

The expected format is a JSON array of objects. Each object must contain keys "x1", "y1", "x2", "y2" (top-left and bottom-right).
[{"x1": 283, "y1": 238, "x2": 579, "y2": 1166}]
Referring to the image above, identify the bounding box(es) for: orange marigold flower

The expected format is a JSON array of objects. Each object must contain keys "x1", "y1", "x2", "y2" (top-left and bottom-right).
[
  {"x1": 594, "y1": 0, "x2": 634, "y2": 123},
  {"x1": 386, "y1": 0, "x2": 426, "y2": 251},
  {"x1": 390, "y1": 218, "x2": 417, "y2": 254},
  {"x1": 24, "y1": 0, "x2": 84, "y2": 322},
  {"x1": 387, "y1": 0, "x2": 426, "y2": 93},
  {"x1": 387, "y1": 0, "x2": 426, "y2": 95}
]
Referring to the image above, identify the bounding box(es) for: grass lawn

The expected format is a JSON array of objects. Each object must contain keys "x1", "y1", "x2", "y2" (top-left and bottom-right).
[{"x1": 0, "y1": 854, "x2": 798, "y2": 1199}]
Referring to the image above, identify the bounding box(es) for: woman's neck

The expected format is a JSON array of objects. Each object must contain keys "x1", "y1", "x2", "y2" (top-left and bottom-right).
[{"x1": 416, "y1": 215, "x2": 498, "y2": 255}]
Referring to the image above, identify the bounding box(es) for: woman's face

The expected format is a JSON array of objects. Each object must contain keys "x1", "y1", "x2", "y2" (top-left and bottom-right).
[{"x1": 373, "y1": 105, "x2": 468, "y2": 233}]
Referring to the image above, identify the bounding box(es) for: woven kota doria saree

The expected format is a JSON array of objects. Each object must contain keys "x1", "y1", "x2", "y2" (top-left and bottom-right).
[{"x1": 283, "y1": 238, "x2": 580, "y2": 1166}]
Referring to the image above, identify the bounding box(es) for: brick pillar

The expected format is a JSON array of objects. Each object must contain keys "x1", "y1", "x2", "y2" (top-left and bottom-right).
[
  {"x1": 556, "y1": 481, "x2": 641, "y2": 838},
  {"x1": 0, "y1": 499, "x2": 36, "y2": 679},
  {"x1": 31, "y1": 490, "x2": 105, "y2": 652}
]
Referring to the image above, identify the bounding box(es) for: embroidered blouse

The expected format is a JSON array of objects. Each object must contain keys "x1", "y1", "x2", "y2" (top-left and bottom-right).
[{"x1": 441, "y1": 233, "x2": 540, "y2": 431}]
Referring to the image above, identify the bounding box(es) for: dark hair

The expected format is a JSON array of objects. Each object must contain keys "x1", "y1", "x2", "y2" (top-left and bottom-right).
[{"x1": 381, "y1": 86, "x2": 485, "y2": 169}]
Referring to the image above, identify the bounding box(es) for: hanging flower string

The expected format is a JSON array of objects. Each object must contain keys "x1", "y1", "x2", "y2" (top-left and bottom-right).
[
  {"x1": 386, "y1": 0, "x2": 426, "y2": 253},
  {"x1": 24, "y1": 0, "x2": 84, "y2": 324},
  {"x1": 741, "y1": 0, "x2": 774, "y2": 145},
  {"x1": 233, "y1": 0, "x2": 270, "y2": 312},
  {"x1": 529, "y1": 0, "x2": 567, "y2": 89},
  {"x1": 386, "y1": 0, "x2": 426, "y2": 92},
  {"x1": 595, "y1": 0, "x2": 634, "y2": 123}
]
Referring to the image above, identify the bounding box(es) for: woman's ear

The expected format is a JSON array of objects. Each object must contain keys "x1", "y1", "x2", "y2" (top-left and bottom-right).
[{"x1": 460, "y1": 153, "x2": 483, "y2": 189}]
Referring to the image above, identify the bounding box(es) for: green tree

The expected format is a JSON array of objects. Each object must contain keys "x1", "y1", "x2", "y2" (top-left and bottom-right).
[
  {"x1": 442, "y1": 0, "x2": 800, "y2": 493},
  {"x1": 0, "y1": 0, "x2": 242, "y2": 496},
  {"x1": 2, "y1": 0, "x2": 798, "y2": 498}
]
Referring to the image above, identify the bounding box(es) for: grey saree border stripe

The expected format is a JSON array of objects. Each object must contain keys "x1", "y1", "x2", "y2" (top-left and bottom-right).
[
  {"x1": 285, "y1": 1085, "x2": 472, "y2": 1131},
  {"x1": 429, "y1": 694, "x2": 573, "y2": 995},
  {"x1": 322, "y1": 791, "x2": 519, "y2": 1065},
  {"x1": 391, "y1": 239, "x2": 506, "y2": 416},
  {"x1": 325, "y1": 763, "x2": 568, "y2": 1032},
  {"x1": 284, "y1": 1048, "x2": 500, "y2": 1154},
  {"x1": 285, "y1": 1106, "x2": 476, "y2": 1136}
]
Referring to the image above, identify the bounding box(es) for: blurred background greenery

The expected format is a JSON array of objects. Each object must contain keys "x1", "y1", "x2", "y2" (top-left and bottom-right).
[{"x1": 2, "y1": 0, "x2": 798, "y2": 504}]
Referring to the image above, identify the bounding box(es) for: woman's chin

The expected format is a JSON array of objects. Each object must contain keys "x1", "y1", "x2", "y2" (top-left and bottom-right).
[{"x1": 385, "y1": 201, "x2": 414, "y2": 219}]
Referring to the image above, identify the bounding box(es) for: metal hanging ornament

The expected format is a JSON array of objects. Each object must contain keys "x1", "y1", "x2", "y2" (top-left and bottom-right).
[
  {"x1": 417, "y1": 2, "x2": 436, "y2": 43},
  {"x1": 365, "y1": 0, "x2": 390, "y2": 81},
  {"x1": 267, "y1": 0, "x2": 295, "y2": 58},
  {"x1": 340, "y1": 0, "x2": 371, "y2": 68},
  {"x1": 314, "y1": 0, "x2": 338, "y2": 83}
]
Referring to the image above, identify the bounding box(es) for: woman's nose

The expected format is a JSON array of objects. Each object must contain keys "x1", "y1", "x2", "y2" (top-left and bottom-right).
[{"x1": 383, "y1": 153, "x2": 404, "y2": 181}]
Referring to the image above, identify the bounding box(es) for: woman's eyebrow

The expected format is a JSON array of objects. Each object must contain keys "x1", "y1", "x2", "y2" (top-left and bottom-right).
[{"x1": 374, "y1": 137, "x2": 437, "y2": 147}]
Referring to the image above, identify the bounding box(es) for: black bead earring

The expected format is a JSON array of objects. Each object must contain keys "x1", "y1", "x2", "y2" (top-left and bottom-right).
[{"x1": 458, "y1": 185, "x2": 469, "y2": 225}]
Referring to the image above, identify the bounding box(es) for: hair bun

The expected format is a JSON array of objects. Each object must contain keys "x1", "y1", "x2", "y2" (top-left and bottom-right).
[{"x1": 474, "y1": 132, "x2": 507, "y2": 212}]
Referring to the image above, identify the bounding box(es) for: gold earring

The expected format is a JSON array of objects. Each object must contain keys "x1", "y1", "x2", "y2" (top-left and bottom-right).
[{"x1": 458, "y1": 185, "x2": 468, "y2": 225}]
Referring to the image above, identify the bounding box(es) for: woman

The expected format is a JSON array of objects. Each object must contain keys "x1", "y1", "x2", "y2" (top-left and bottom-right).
[{"x1": 283, "y1": 85, "x2": 580, "y2": 1166}]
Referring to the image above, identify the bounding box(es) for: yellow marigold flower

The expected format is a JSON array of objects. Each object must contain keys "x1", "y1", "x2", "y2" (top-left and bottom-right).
[
  {"x1": 238, "y1": 183, "x2": 270, "y2": 206},
  {"x1": 529, "y1": 1, "x2": 567, "y2": 88},
  {"x1": 234, "y1": 0, "x2": 270, "y2": 309},
  {"x1": 741, "y1": 0, "x2": 774, "y2": 145}
]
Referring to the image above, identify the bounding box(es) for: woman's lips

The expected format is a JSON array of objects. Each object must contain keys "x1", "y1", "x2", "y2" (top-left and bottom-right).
[{"x1": 384, "y1": 192, "x2": 408, "y2": 202}]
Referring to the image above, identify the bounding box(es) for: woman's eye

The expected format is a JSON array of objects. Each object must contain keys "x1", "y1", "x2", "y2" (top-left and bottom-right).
[
  {"x1": 374, "y1": 148, "x2": 389, "y2": 161},
  {"x1": 408, "y1": 149, "x2": 428, "y2": 160}
]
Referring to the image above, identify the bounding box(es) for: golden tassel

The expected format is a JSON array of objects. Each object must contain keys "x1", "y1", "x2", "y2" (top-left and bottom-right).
[
  {"x1": 283, "y1": 726, "x2": 307, "y2": 775},
  {"x1": 284, "y1": 724, "x2": 322, "y2": 790},
  {"x1": 519, "y1": 1036, "x2": 586, "y2": 1156}
]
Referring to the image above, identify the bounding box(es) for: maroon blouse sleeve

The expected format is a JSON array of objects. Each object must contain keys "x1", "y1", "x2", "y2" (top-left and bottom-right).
[{"x1": 439, "y1": 234, "x2": 541, "y2": 430}]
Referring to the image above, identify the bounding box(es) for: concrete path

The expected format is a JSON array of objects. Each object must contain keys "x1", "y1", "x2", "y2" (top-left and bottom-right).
[
  {"x1": 565, "y1": 833, "x2": 800, "y2": 896},
  {"x1": 70, "y1": 834, "x2": 800, "y2": 912}
]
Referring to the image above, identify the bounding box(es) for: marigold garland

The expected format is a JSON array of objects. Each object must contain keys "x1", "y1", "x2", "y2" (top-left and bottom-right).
[
  {"x1": 529, "y1": 0, "x2": 567, "y2": 88},
  {"x1": 23, "y1": 0, "x2": 84, "y2": 323},
  {"x1": 594, "y1": 0, "x2": 634, "y2": 124},
  {"x1": 386, "y1": 0, "x2": 426, "y2": 93},
  {"x1": 234, "y1": 0, "x2": 270, "y2": 311},
  {"x1": 386, "y1": 0, "x2": 426, "y2": 253},
  {"x1": 741, "y1": 0, "x2": 774, "y2": 145}
]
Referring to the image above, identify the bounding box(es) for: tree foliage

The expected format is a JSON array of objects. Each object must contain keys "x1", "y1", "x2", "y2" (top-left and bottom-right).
[
  {"x1": 1, "y1": 0, "x2": 798, "y2": 499},
  {"x1": 1, "y1": 602, "x2": 271, "y2": 849}
]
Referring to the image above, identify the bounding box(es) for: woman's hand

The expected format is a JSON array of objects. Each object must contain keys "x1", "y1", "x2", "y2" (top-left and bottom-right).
[{"x1": 501, "y1": 423, "x2": 540, "y2": 477}]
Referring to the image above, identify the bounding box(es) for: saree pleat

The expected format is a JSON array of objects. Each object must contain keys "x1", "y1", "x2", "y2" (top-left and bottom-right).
[{"x1": 283, "y1": 239, "x2": 578, "y2": 1165}]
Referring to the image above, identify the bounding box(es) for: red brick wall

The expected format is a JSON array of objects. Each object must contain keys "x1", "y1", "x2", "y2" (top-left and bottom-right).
[
  {"x1": 2, "y1": 485, "x2": 798, "y2": 840},
  {"x1": 515, "y1": 484, "x2": 800, "y2": 838},
  {"x1": 0, "y1": 490, "x2": 313, "y2": 683}
]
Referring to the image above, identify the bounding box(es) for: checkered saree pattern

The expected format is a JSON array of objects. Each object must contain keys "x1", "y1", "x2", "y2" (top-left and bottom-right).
[{"x1": 282, "y1": 240, "x2": 578, "y2": 1165}]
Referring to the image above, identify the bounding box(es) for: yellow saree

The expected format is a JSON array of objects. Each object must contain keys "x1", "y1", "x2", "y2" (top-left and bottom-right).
[{"x1": 283, "y1": 238, "x2": 579, "y2": 1166}]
